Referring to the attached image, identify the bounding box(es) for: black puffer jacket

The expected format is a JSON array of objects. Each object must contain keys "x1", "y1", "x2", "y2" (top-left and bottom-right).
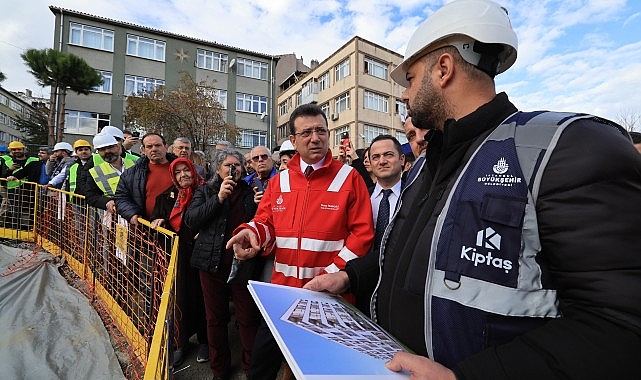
[
  {"x1": 184, "y1": 177, "x2": 257, "y2": 273},
  {"x1": 348, "y1": 93, "x2": 641, "y2": 379},
  {"x1": 114, "y1": 153, "x2": 176, "y2": 222}
]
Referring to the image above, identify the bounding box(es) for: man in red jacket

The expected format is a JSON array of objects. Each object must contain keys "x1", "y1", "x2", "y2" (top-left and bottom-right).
[{"x1": 227, "y1": 103, "x2": 374, "y2": 380}]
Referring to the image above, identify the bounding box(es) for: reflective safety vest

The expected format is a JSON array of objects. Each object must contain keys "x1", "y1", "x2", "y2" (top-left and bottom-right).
[
  {"x1": 89, "y1": 158, "x2": 135, "y2": 197},
  {"x1": 3, "y1": 156, "x2": 39, "y2": 189},
  {"x1": 68, "y1": 162, "x2": 80, "y2": 193},
  {"x1": 423, "y1": 111, "x2": 613, "y2": 367}
]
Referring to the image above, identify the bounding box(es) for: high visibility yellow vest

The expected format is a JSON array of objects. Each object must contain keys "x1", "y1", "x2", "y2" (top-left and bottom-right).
[
  {"x1": 89, "y1": 158, "x2": 135, "y2": 197},
  {"x1": 4, "y1": 156, "x2": 39, "y2": 189},
  {"x1": 92, "y1": 151, "x2": 139, "y2": 167}
]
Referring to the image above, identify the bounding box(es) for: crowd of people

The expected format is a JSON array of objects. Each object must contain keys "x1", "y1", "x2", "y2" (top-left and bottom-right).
[{"x1": 2, "y1": 1, "x2": 641, "y2": 379}]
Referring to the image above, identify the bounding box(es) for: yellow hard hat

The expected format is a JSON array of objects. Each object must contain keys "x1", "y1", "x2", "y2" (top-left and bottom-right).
[
  {"x1": 73, "y1": 139, "x2": 93, "y2": 151},
  {"x1": 8, "y1": 141, "x2": 26, "y2": 149}
]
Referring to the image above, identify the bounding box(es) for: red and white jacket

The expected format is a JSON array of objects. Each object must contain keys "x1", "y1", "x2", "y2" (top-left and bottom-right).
[{"x1": 234, "y1": 151, "x2": 374, "y2": 288}]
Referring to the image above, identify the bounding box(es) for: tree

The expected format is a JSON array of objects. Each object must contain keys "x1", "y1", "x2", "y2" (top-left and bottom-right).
[
  {"x1": 125, "y1": 73, "x2": 237, "y2": 155},
  {"x1": 616, "y1": 110, "x2": 640, "y2": 132},
  {"x1": 0, "y1": 71, "x2": 6, "y2": 83},
  {"x1": 21, "y1": 49, "x2": 103, "y2": 145},
  {"x1": 16, "y1": 109, "x2": 48, "y2": 147}
]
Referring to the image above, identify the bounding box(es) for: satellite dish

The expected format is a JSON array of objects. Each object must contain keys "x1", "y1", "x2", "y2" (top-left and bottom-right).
[
  {"x1": 229, "y1": 58, "x2": 236, "y2": 69},
  {"x1": 260, "y1": 112, "x2": 267, "y2": 121}
]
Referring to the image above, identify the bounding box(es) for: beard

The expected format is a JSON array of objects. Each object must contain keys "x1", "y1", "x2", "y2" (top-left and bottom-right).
[
  {"x1": 409, "y1": 73, "x2": 452, "y2": 131},
  {"x1": 103, "y1": 152, "x2": 118, "y2": 163}
]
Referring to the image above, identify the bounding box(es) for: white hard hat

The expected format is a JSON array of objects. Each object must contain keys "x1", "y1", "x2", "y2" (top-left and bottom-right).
[
  {"x1": 53, "y1": 142, "x2": 73, "y2": 152},
  {"x1": 391, "y1": 0, "x2": 518, "y2": 86},
  {"x1": 93, "y1": 133, "x2": 119, "y2": 149},
  {"x1": 279, "y1": 140, "x2": 296, "y2": 155},
  {"x1": 101, "y1": 125, "x2": 125, "y2": 140}
]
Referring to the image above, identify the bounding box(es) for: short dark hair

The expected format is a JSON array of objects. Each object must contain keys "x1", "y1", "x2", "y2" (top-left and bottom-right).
[
  {"x1": 289, "y1": 103, "x2": 328, "y2": 136},
  {"x1": 370, "y1": 134, "x2": 404, "y2": 156},
  {"x1": 141, "y1": 132, "x2": 166, "y2": 145},
  {"x1": 629, "y1": 131, "x2": 641, "y2": 144}
]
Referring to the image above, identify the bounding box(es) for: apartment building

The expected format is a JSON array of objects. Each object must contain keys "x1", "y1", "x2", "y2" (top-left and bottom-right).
[
  {"x1": 0, "y1": 87, "x2": 38, "y2": 148},
  {"x1": 276, "y1": 36, "x2": 407, "y2": 155},
  {"x1": 50, "y1": 7, "x2": 279, "y2": 150}
]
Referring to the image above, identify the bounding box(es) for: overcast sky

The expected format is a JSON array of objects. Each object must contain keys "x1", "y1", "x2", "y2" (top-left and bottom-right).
[{"x1": 1, "y1": 0, "x2": 640, "y2": 126}]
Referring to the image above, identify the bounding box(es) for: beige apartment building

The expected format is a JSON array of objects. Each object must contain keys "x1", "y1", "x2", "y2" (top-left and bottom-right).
[{"x1": 276, "y1": 36, "x2": 407, "y2": 156}]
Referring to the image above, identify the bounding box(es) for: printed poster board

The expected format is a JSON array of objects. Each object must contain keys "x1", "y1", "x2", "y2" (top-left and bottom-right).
[{"x1": 248, "y1": 280, "x2": 410, "y2": 379}]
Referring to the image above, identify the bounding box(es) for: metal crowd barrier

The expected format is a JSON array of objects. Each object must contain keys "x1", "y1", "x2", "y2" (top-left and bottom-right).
[{"x1": 0, "y1": 179, "x2": 178, "y2": 379}]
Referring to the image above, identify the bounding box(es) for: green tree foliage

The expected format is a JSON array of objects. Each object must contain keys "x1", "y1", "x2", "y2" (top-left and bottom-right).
[
  {"x1": 125, "y1": 73, "x2": 236, "y2": 155},
  {"x1": 16, "y1": 109, "x2": 48, "y2": 147},
  {"x1": 20, "y1": 49, "x2": 103, "y2": 145},
  {"x1": 0, "y1": 71, "x2": 6, "y2": 83}
]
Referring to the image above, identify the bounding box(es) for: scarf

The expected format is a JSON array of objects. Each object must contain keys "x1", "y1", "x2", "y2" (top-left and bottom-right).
[{"x1": 168, "y1": 157, "x2": 204, "y2": 231}]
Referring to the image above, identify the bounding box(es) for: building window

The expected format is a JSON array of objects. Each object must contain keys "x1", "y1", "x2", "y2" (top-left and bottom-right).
[
  {"x1": 364, "y1": 57, "x2": 388, "y2": 80},
  {"x1": 124, "y1": 75, "x2": 165, "y2": 96},
  {"x1": 363, "y1": 124, "x2": 387, "y2": 144},
  {"x1": 69, "y1": 22, "x2": 114, "y2": 51},
  {"x1": 126, "y1": 34, "x2": 165, "y2": 61},
  {"x1": 237, "y1": 129, "x2": 266, "y2": 148},
  {"x1": 278, "y1": 100, "x2": 289, "y2": 116},
  {"x1": 9, "y1": 100, "x2": 23, "y2": 113},
  {"x1": 334, "y1": 125, "x2": 349, "y2": 146},
  {"x1": 277, "y1": 123, "x2": 289, "y2": 141},
  {"x1": 237, "y1": 58, "x2": 268, "y2": 80},
  {"x1": 396, "y1": 130, "x2": 408, "y2": 145},
  {"x1": 335, "y1": 58, "x2": 350, "y2": 82},
  {"x1": 66, "y1": 110, "x2": 110, "y2": 135},
  {"x1": 395, "y1": 100, "x2": 407, "y2": 117},
  {"x1": 196, "y1": 49, "x2": 228, "y2": 72},
  {"x1": 236, "y1": 93, "x2": 267, "y2": 114},
  {"x1": 295, "y1": 91, "x2": 302, "y2": 106},
  {"x1": 213, "y1": 89, "x2": 227, "y2": 108},
  {"x1": 93, "y1": 71, "x2": 112, "y2": 93},
  {"x1": 0, "y1": 112, "x2": 7, "y2": 125},
  {"x1": 320, "y1": 103, "x2": 330, "y2": 119},
  {"x1": 319, "y1": 71, "x2": 330, "y2": 91},
  {"x1": 0, "y1": 94, "x2": 8, "y2": 106},
  {"x1": 335, "y1": 92, "x2": 350, "y2": 113},
  {"x1": 364, "y1": 91, "x2": 388, "y2": 113}
]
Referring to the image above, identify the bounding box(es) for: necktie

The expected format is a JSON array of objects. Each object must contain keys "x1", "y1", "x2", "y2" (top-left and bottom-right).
[
  {"x1": 304, "y1": 165, "x2": 314, "y2": 177},
  {"x1": 373, "y1": 189, "x2": 392, "y2": 254}
]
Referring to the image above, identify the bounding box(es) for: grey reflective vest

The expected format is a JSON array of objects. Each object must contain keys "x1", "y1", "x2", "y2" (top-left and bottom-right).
[
  {"x1": 373, "y1": 111, "x2": 603, "y2": 367},
  {"x1": 89, "y1": 159, "x2": 135, "y2": 197}
]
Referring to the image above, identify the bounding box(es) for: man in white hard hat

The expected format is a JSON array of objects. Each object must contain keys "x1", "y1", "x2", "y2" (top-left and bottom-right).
[
  {"x1": 46, "y1": 142, "x2": 74, "y2": 189},
  {"x1": 306, "y1": 0, "x2": 641, "y2": 379}
]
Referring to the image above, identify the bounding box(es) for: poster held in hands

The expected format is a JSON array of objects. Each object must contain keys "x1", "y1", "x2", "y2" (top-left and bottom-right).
[{"x1": 247, "y1": 280, "x2": 410, "y2": 379}]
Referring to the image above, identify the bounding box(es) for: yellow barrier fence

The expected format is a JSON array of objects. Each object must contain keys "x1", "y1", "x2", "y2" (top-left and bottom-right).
[{"x1": 0, "y1": 179, "x2": 177, "y2": 379}]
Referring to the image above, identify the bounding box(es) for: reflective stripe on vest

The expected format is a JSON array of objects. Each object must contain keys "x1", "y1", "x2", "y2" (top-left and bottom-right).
[
  {"x1": 5, "y1": 156, "x2": 39, "y2": 188},
  {"x1": 89, "y1": 159, "x2": 135, "y2": 197},
  {"x1": 278, "y1": 164, "x2": 353, "y2": 193},
  {"x1": 424, "y1": 111, "x2": 595, "y2": 362}
]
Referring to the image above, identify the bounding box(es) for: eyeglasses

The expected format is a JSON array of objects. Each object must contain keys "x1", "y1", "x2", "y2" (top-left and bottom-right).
[
  {"x1": 251, "y1": 154, "x2": 270, "y2": 162},
  {"x1": 294, "y1": 127, "x2": 328, "y2": 138}
]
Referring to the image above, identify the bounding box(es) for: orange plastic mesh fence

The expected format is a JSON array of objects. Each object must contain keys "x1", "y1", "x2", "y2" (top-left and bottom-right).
[{"x1": 0, "y1": 180, "x2": 177, "y2": 380}]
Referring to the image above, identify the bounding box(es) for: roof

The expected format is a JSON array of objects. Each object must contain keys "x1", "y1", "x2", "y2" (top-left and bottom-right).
[{"x1": 49, "y1": 6, "x2": 279, "y2": 60}]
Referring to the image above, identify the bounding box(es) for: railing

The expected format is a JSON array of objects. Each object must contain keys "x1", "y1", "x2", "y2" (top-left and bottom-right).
[{"x1": 0, "y1": 179, "x2": 177, "y2": 379}]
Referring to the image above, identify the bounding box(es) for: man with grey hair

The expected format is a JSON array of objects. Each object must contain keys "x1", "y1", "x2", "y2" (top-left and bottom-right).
[
  {"x1": 215, "y1": 140, "x2": 233, "y2": 152},
  {"x1": 172, "y1": 137, "x2": 205, "y2": 178}
]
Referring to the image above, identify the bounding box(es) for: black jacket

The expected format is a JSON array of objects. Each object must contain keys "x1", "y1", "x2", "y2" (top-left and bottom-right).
[
  {"x1": 114, "y1": 153, "x2": 177, "y2": 222},
  {"x1": 184, "y1": 177, "x2": 257, "y2": 273},
  {"x1": 347, "y1": 93, "x2": 641, "y2": 379}
]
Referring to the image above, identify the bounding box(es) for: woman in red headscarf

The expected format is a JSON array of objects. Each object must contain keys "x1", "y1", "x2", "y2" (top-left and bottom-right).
[{"x1": 150, "y1": 157, "x2": 208, "y2": 368}]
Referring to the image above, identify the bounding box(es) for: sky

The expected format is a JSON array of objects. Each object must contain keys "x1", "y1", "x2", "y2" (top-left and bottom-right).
[{"x1": 1, "y1": 0, "x2": 640, "y2": 127}]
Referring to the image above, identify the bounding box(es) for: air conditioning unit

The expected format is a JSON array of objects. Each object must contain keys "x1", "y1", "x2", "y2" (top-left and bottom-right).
[{"x1": 331, "y1": 113, "x2": 339, "y2": 121}]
